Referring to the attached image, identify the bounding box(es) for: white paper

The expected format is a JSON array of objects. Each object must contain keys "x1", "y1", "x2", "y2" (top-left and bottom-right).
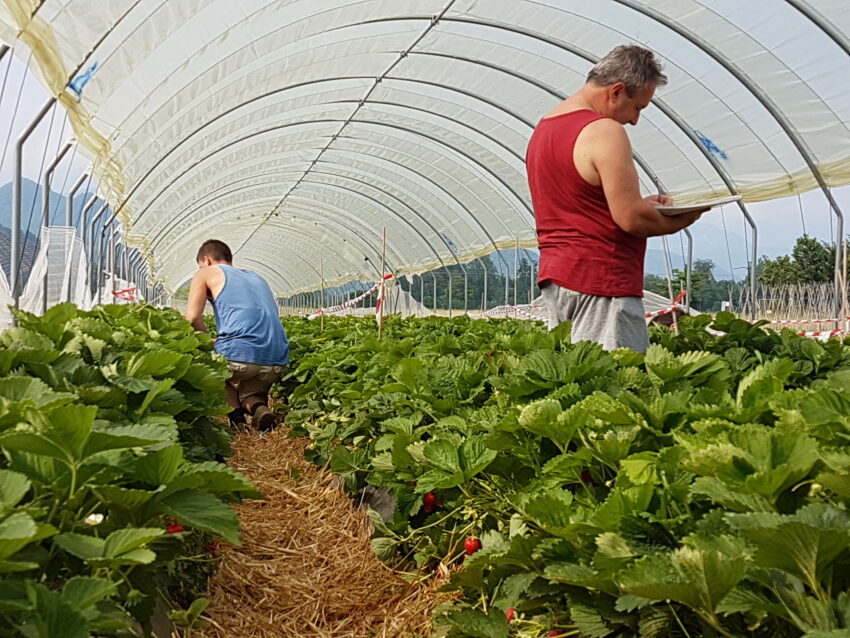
[{"x1": 656, "y1": 195, "x2": 742, "y2": 216}]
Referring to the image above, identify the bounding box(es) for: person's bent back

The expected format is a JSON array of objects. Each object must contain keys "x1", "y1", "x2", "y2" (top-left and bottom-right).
[
  {"x1": 184, "y1": 239, "x2": 289, "y2": 431},
  {"x1": 211, "y1": 266, "x2": 288, "y2": 367}
]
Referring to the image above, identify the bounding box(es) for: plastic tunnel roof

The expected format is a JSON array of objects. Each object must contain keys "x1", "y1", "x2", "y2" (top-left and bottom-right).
[{"x1": 1, "y1": 0, "x2": 849, "y2": 294}]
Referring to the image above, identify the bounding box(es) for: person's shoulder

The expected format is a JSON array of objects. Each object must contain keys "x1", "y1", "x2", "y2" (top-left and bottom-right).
[
  {"x1": 581, "y1": 117, "x2": 630, "y2": 150},
  {"x1": 583, "y1": 116, "x2": 625, "y2": 137},
  {"x1": 194, "y1": 264, "x2": 223, "y2": 281}
]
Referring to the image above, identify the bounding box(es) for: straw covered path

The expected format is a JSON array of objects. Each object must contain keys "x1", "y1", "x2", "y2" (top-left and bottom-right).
[{"x1": 199, "y1": 428, "x2": 454, "y2": 637}]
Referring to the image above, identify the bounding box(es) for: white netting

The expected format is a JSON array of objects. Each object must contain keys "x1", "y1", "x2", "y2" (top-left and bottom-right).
[
  {"x1": 20, "y1": 227, "x2": 88, "y2": 314},
  {"x1": 0, "y1": 265, "x2": 15, "y2": 332}
]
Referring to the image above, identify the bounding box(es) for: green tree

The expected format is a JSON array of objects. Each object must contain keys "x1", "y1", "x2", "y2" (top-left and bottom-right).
[
  {"x1": 756, "y1": 236, "x2": 836, "y2": 286},
  {"x1": 759, "y1": 255, "x2": 803, "y2": 285},
  {"x1": 792, "y1": 235, "x2": 834, "y2": 283}
]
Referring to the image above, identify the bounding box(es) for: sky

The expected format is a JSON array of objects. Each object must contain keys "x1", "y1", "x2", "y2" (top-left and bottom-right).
[{"x1": 1, "y1": 45, "x2": 848, "y2": 284}]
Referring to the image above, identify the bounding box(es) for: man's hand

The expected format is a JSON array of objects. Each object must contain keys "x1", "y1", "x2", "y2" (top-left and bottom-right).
[
  {"x1": 584, "y1": 119, "x2": 705, "y2": 238},
  {"x1": 644, "y1": 194, "x2": 672, "y2": 207},
  {"x1": 184, "y1": 268, "x2": 210, "y2": 332}
]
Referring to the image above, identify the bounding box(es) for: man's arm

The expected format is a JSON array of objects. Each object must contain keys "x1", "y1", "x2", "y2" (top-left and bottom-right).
[
  {"x1": 184, "y1": 269, "x2": 209, "y2": 332},
  {"x1": 589, "y1": 120, "x2": 704, "y2": 238}
]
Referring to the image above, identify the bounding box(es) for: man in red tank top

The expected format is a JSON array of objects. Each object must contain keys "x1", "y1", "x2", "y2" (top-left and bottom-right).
[{"x1": 526, "y1": 45, "x2": 706, "y2": 353}]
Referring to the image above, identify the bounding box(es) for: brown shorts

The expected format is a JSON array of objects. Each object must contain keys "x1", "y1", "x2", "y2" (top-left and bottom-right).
[{"x1": 227, "y1": 361, "x2": 284, "y2": 403}]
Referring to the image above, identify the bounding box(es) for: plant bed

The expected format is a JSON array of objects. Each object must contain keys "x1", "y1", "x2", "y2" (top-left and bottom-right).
[
  {"x1": 280, "y1": 313, "x2": 850, "y2": 638},
  {"x1": 0, "y1": 303, "x2": 257, "y2": 637}
]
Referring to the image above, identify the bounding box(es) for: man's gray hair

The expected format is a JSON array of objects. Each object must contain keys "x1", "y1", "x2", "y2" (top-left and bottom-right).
[{"x1": 587, "y1": 45, "x2": 668, "y2": 95}]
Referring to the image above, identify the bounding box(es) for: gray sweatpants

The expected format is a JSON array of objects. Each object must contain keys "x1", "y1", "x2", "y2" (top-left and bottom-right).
[{"x1": 540, "y1": 283, "x2": 650, "y2": 353}]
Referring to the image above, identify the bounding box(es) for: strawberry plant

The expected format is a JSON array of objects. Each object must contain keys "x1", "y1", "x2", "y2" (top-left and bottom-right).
[
  {"x1": 281, "y1": 313, "x2": 850, "y2": 638},
  {"x1": 0, "y1": 303, "x2": 257, "y2": 637}
]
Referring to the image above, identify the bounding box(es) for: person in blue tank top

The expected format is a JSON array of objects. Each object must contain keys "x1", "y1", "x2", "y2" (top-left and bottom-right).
[{"x1": 184, "y1": 239, "x2": 289, "y2": 431}]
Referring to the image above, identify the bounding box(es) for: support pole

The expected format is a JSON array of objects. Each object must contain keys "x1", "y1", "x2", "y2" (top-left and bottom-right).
[
  {"x1": 513, "y1": 240, "x2": 519, "y2": 315},
  {"x1": 81, "y1": 197, "x2": 101, "y2": 257},
  {"x1": 432, "y1": 273, "x2": 437, "y2": 313},
  {"x1": 43, "y1": 142, "x2": 73, "y2": 228},
  {"x1": 447, "y1": 269, "x2": 452, "y2": 319},
  {"x1": 661, "y1": 236, "x2": 678, "y2": 334},
  {"x1": 463, "y1": 272, "x2": 468, "y2": 314},
  {"x1": 504, "y1": 257, "x2": 509, "y2": 310},
  {"x1": 378, "y1": 228, "x2": 386, "y2": 339},
  {"x1": 483, "y1": 268, "x2": 488, "y2": 313},
  {"x1": 67, "y1": 173, "x2": 89, "y2": 232},
  {"x1": 683, "y1": 229, "x2": 694, "y2": 313},
  {"x1": 741, "y1": 210, "x2": 759, "y2": 321},
  {"x1": 12, "y1": 98, "x2": 55, "y2": 310},
  {"x1": 41, "y1": 142, "x2": 74, "y2": 314},
  {"x1": 88, "y1": 204, "x2": 108, "y2": 291},
  {"x1": 843, "y1": 237, "x2": 848, "y2": 335},
  {"x1": 110, "y1": 230, "x2": 119, "y2": 301},
  {"x1": 319, "y1": 259, "x2": 325, "y2": 331}
]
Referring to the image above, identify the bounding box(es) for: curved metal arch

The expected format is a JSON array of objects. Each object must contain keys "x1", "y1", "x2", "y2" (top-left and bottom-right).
[
  {"x1": 406, "y1": 47, "x2": 783, "y2": 190},
  {"x1": 139, "y1": 90, "x2": 539, "y2": 252},
  {"x1": 157, "y1": 183, "x2": 406, "y2": 276},
  {"x1": 610, "y1": 0, "x2": 845, "y2": 285},
  {"x1": 308, "y1": 169, "x2": 467, "y2": 272},
  {"x1": 786, "y1": 0, "x2": 850, "y2": 57},
  {"x1": 360, "y1": 15, "x2": 751, "y2": 198},
  {"x1": 147, "y1": 164, "x2": 462, "y2": 273},
  {"x1": 176, "y1": 174, "x2": 452, "y2": 273},
  {"x1": 137, "y1": 132, "x2": 506, "y2": 270},
  {"x1": 129, "y1": 120, "x2": 531, "y2": 266},
  {"x1": 164, "y1": 229, "x2": 328, "y2": 292},
  {"x1": 115, "y1": 73, "x2": 535, "y2": 235},
  {"x1": 317, "y1": 147, "x2": 509, "y2": 263},
  {"x1": 396, "y1": 10, "x2": 762, "y2": 308},
  {"x1": 149, "y1": 174, "x2": 423, "y2": 277},
  {"x1": 129, "y1": 116, "x2": 533, "y2": 240},
  {"x1": 123, "y1": 79, "x2": 528, "y2": 269},
  {"x1": 400, "y1": 51, "x2": 712, "y2": 193},
  {"x1": 157, "y1": 194, "x2": 398, "y2": 281}
]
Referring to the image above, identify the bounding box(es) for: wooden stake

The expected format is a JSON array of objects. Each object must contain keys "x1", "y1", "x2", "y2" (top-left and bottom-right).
[
  {"x1": 843, "y1": 238, "x2": 848, "y2": 335},
  {"x1": 378, "y1": 228, "x2": 387, "y2": 340},
  {"x1": 319, "y1": 259, "x2": 325, "y2": 331}
]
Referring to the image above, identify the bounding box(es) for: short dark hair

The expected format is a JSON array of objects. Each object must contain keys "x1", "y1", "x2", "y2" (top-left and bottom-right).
[
  {"x1": 196, "y1": 239, "x2": 232, "y2": 263},
  {"x1": 587, "y1": 45, "x2": 668, "y2": 96}
]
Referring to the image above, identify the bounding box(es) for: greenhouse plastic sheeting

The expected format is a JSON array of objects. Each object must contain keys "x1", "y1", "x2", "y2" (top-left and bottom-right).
[{"x1": 1, "y1": 0, "x2": 848, "y2": 293}]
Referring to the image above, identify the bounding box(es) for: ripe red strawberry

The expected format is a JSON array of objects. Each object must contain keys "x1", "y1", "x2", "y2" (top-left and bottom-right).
[
  {"x1": 549, "y1": 631, "x2": 561, "y2": 637},
  {"x1": 506, "y1": 607, "x2": 515, "y2": 623},
  {"x1": 581, "y1": 469, "x2": 594, "y2": 484},
  {"x1": 423, "y1": 492, "x2": 437, "y2": 513},
  {"x1": 166, "y1": 523, "x2": 185, "y2": 534},
  {"x1": 464, "y1": 537, "x2": 481, "y2": 556}
]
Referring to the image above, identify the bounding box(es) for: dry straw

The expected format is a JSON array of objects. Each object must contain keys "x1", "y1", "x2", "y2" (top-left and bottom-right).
[{"x1": 199, "y1": 429, "x2": 455, "y2": 637}]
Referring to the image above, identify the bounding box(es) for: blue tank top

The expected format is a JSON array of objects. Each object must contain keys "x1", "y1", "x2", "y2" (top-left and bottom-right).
[{"x1": 210, "y1": 265, "x2": 289, "y2": 366}]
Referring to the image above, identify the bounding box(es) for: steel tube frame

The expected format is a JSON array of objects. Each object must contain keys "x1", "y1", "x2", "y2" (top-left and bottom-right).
[
  {"x1": 67, "y1": 173, "x2": 89, "y2": 230},
  {"x1": 12, "y1": 98, "x2": 55, "y2": 309},
  {"x1": 614, "y1": 0, "x2": 844, "y2": 314},
  {"x1": 41, "y1": 142, "x2": 74, "y2": 314}
]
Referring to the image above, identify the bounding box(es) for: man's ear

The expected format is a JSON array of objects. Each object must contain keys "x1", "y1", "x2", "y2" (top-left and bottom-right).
[{"x1": 610, "y1": 82, "x2": 627, "y2": 101}]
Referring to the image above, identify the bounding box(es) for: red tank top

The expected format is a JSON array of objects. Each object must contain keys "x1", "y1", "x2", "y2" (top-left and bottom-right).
[{"x1": 526, "y1": 110, "x2": 645, "y2": 297}]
